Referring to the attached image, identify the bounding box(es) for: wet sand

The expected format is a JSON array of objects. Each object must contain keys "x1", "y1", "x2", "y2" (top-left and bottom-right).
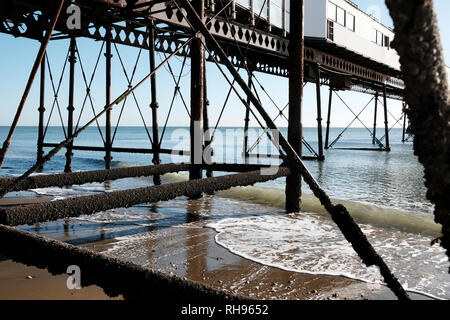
[
  {"x1": 0, "y1": 196, "x2": 432, "y2": 300},
  {"x1": 0, "y1": 258, "x2": 121, "y2": 300}
]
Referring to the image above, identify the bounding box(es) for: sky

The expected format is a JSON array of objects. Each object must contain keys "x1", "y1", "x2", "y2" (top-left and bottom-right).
[{"x1": 0, "y1": 0, "x2": 449, "y2": 130}]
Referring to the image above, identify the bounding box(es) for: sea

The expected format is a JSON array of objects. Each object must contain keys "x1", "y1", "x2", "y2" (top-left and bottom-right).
[{"x1": 0, "y1": 126, "x2": 448, "y2": 299}]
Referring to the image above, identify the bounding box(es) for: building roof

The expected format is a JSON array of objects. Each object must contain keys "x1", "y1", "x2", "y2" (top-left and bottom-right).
[{"x1": 338, "y1": 0, "x2": 395, "y2": 32}]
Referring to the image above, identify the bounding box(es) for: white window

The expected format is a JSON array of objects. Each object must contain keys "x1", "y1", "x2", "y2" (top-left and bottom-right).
[
  {"x1": 254, "y1": 0, "x2": 268, "y2": 19},
  {"x1": 336, "y1": 6, "x2": 345, "y2": 25},
  {"x1": 346, "y1": 12, "x2": 355, "y2": 31},
  {"x1": 376, "y1": 30, "x2": 383, "y2": 46},
  {"x1": 327, "y1": 2, "x2": 337, "y2": 21},
  {"x1": 235, "y1": 0, "x2": 251, "y2": 9},
  {"x1": 270, "y1": 0, "x2": 283, "y2": 28},
  {"x1": 285, "y1": 0, "x2": 290, "y2": 32}
]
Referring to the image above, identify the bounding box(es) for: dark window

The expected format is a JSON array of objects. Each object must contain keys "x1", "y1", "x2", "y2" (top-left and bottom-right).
[
  {"x1": 328, "y1": 2, "x2": 355, "y2": 32},
  {"x1": 384, "y1": 35, "x2": 390, "y2": 48},
  {"x1": 327, "y1": 20, "x2": 334, "y2": 41}
]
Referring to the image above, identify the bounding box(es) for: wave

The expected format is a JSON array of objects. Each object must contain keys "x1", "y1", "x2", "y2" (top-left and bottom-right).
[
  {"x1": 207, "y1": 214, "x2": 448, "y2": 299},
  {"x1": 162, "y1": 173, "x2": 441, "y2": 237},
  {"x1": 75, "y1": 157, "x2": 137, "y2": 169}
]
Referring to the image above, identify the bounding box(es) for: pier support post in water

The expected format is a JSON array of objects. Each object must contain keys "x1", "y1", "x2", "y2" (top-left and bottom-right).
[
  {"x1": 203, "y1": 61, "x2": 213, "y2": 178},
  {"x1": 189, "y1": 0, "x2": 205, "y2": 198},
  {"x1": 105, "y1": 27, "x2": 112, "y2": 170},
  {"x1": 37, "y1": 56, "x2": 46, "y2": 166},
  {"x1": 65, "y1": 37, "x2": 76, "y2": 173},
  {"x1": 372, "y1": 92, "x2": 378, "y2": 145},
  {"x1": 285, "y1": 0, "x2": 304, "y2": 213},
  {"x1": 382, "y1": 85, "x2": 390, "y2": 151},
  {"x1": 243, "y1": 71, "x2": 253, "y2": 158},
  {"x1": 149, "y1": 23, "x2": 161, "y2": 185},
  {"x1": 315, "y1": 64, "x2": 324, "y2": 160},
  {"x1": 402, "y1": 102, "x2": 407, "y2": 143},
  {"x1": 325, "y1": 87, "x2": 332, "y2": 150}
]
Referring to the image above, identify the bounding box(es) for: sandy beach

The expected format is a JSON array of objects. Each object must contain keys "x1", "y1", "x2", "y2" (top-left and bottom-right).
[{"x1": 0, "y1": 195, "x2": 432, "y2": 301}]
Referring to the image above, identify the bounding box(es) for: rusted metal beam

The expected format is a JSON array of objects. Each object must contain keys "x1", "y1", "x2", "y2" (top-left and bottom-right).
[
  {"x1": 0, "y1": 163, "x2": 274, "y2": 192},
  {"x1": 203, "y1": 163, "x2": 272, "y2": 172},
  {"x1": 42, "y1": 143, "x2": 188, "y2": 156},
  {"x1": 0, "y1": 168, "x2": 290, "y2": 226},
  {"x1": 0, "y1": 224, "x2": 240, "y2": 301},
  {"x1": 385, "y1": 0, "x2": 450, "y2": 265},
  {"x1": 0, "y1": 163, "x2": 189, "y2": 192},
  {"x1": 0, "y1": 0, "x2": 65, "y2": 168}
]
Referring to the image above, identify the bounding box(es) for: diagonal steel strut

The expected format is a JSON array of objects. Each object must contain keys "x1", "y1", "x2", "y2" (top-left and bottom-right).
[{"x1": 0, "y1": 0, "x2": 65, "y2": 168}]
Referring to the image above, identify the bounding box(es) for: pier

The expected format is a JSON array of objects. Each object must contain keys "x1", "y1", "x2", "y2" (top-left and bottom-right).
[{"x1": 0, "y1": 0, "x2": 448, "y2": 301}]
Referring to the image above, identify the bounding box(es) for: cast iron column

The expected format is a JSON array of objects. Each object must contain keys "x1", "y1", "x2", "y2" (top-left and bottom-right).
[
  {"x1": 382, "y1": 85, "x2": 390, "y2": 151},
  {"x1": 243, "y1": 70, "x2": 252, "y2": 157},
  {"x1": 402, "y1": 103, "x2": 407, "y2": 143},
  {"x1": 372, "y1": 92, "x2": 378, "y2": 145},
  {"x1": 149, "y1": 23, "x2": 161, "y2": 185},
  {"x1": 315, "y1": 64, "x2": 324, "y2": 160},
  {"x1": 65, "y1": 37, "x2": 76, "y2": 173},
  {"x1": 203, "y1": 60, "x2": 213, "y2": 178},
  {"x1": 37, "y1": 56, "x2": 46, "y2": 166},
  {"x1": 105, "y1": 27, "x2": 112, "y2": 170},
  {"x1": 189, "y1": 0, "x2": 205, "y2": 198},
  {"x1": 285, "y1": 0, "x2": 304, "y2": 213},
  {"x1": 325, "y1": 87, "x2": 332, "y2": 149}
]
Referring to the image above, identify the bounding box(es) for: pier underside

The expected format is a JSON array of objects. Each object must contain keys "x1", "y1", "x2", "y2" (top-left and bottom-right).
[{"x1": 0, "y1": 0, "x2": 448, "y2": 301}]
